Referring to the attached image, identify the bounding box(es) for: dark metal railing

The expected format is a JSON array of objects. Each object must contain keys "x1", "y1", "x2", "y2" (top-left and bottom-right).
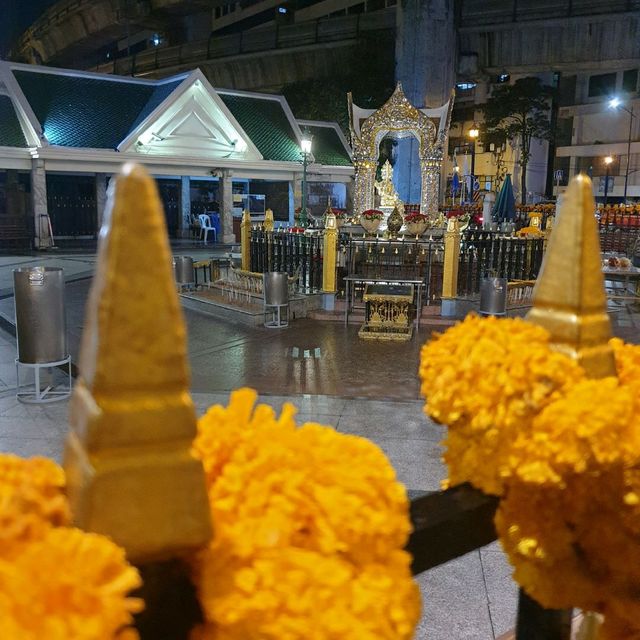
[
  {"x1": 47, "y1": 194, "x2": 97, "y2": 237},
  {"x1": 250, "y1": 229, "x2": 323, "y2": 294},
  {"x1": 344, "y1": 237, "x2": 445, "y2": 304},
  {"x1": 458, "y1": 231, "x2": 545, "y2": 297},
  {"x1": 408, "y1": 484, "x2": 572, "y2": 639}
]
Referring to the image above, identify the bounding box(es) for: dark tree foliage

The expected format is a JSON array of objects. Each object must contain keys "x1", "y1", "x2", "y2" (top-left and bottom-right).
[
  {"x1": 481, "y1": 77, "x2": 555, "y2": 204},
  {"x1": 282, "y1": 35, "x2": 395, "y2": 138}
]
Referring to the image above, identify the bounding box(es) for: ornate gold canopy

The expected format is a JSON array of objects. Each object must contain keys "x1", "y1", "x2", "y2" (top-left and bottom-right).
[{"x1": 348, "y1": 83, "x2": 454, "y2": 220}]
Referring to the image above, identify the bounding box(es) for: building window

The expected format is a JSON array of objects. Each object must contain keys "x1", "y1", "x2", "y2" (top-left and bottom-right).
[
  {"x1": 623, "y1": 69, "x2": 638, "y2": 93},
  {"x1": 588, "y1": 73, "x2": 616, "y2": 98}
]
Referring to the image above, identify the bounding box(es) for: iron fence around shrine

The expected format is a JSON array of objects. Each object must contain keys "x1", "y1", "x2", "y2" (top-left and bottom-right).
[
  {"x1": 47, "y1": 194, "x2": 97, "y2": 238},
  {"x1": 457, "y1": 230, "x2": 546, "y2": 297},
  {"x1": 598, "y1": 211, "x2": 640, "y2": 255},
  {"x1": 343, "y1": 237, "x2": 445, "y2": 304},
  {"x1": 249, "y1": 229, "x2": 323, "y2": 294}
]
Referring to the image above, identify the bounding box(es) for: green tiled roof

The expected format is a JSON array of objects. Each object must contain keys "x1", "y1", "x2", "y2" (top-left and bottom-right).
[
  {"x1": 13, "y1": 70, "x2": 182, "y2": 149},
  {"x1": 127, "y1": 79, "x2": 184, "y2": 134},
  {"x1": 0, "y1": 96, "x2": 27, "y2": 147},
  {"x1": 219, "y1": 93, "x2": 301, "y2": 162},
  {"x1": 304, "y1": 124, "x2": 352, "y2": 167}
]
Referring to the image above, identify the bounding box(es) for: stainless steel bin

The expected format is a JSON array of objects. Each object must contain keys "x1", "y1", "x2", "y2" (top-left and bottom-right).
[
  {"x1": 479, "y1": 277, "x2": 507, "y2": 316},
  {"x1": 263, "y1": 272, "x2": 289, "y2": 328},
  {"x1": 13, "y1": 267, "x2": 68, "y2": 364},
  {"x1": 173, "y1": 256, "x2": 195, "y2": 286}
]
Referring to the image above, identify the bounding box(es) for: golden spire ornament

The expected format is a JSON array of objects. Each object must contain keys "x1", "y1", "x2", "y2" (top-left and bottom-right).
[
  {"x1": 526, "y1": 174, "x2": 616, "y2": 378},
  {"x1": 64, "y1": 163, "x2": 212, "y2": 563}
]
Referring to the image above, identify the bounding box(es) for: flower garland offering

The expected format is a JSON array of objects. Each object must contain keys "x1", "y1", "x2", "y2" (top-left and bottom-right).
[
  {"x1": 419, "y1": 314, "x2": 640, "y2": 637},
  {"x1": 404, "y1": 212, "x2": 428, "y2": 223},
  {"x1": 0, "y1": 454, "x2": 142, "y2": 639},
  {"x1": 361, "y1": 209, "x2": 384, "y2": 220},
  {"x1": 190, "y1": 388, "x2": 420, "y2": 640}
]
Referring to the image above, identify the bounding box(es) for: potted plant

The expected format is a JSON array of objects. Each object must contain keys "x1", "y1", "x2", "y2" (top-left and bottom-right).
[
  {"x1": 359, "y1": 209, "x2": 384, "y2": 234},
  {"x1": 404, "y1": 212, "x2": 430, "y2": 236}
]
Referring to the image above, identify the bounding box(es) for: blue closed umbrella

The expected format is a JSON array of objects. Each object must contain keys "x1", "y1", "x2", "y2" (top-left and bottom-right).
[
  {"x1": 451, "y1": 171, "x2": 460, "y2": 195},
  {"x1": 491, "y1": 174, "x2": 516, "y2": 222}
]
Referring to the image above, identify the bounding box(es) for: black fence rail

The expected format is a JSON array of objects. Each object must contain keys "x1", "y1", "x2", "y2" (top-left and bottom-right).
[
  {"x1": 344, "y1": 237, "x2": 445, "y2": 304},
  {"x1": 409, "y1": 484, "x2": 572, "y2": 639},
  {"x1": 250, "y1": 230, "x2": 323, "y2": 294},
  {"x1": 598, "y1": 212, "x2": 640, "y2": 255},
  {"x1": 458, "y1": 231, "x2": 545, "y2": 297}
]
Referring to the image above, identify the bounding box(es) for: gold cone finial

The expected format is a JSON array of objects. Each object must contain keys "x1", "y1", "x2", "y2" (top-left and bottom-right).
[
  {"x1": 526, "y1": 174, "x2": 616, "y2": 378},
  {"x1": 64, "y1": 163, "x2": 211, "y2": 562}
]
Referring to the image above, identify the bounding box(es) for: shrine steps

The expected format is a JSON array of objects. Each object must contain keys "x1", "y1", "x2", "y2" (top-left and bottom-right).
[{"x1": 179, "y1": 289, "x2": 322, "y2": 327}]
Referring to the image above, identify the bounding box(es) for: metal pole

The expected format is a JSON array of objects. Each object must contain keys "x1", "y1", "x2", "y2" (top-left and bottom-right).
[
  {"x1": 301, "y1": 152, "x2": 308, "y2": 227},
  {"x1": 470, "y1": 143, "x2": 476, "y2": 203},
  {"x1": 604, "y1": 164, "x2": 610, "y2": 206},
  {"x1": 624, "y1": 105, "x2": 634, "y2": 203}
]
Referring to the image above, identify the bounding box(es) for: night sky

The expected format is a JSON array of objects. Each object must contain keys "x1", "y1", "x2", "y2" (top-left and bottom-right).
[{"x1": 1, "y1": 0, "x2": 60, "y2": 57}]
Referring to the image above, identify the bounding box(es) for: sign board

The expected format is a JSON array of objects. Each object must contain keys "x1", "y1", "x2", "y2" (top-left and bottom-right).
[
  {"x1": 598, "y1": 177, "x2": 615, "y2": 194},
  {"x1": 554, "y1": 169, "x2": 564, "y2": 182}
]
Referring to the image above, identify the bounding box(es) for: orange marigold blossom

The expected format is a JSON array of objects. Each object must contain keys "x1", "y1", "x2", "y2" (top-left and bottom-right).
[
  {"x1": 0, "y1": 454, "x2": 70, "y2": 559},
  {"x1": 419, "y1": 315, "x2": 584, "y2": 495},
  {"x1": 0, "y1": 527, "x2": 143, "y2": 640},
  {"x1": 190, "y1": 388, "x2": 420, "y2": 639}
]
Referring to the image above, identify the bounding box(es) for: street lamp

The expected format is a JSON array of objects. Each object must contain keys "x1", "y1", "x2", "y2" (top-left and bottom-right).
[
  {"x1": 603, "y1": 155, "x2": 614, "y2": 206},
  {"x1": 468, "y1": 124, "x2": 479, "y2": 203},
  {"x1": 300, "y1": 133, "x2": 313, "y2": 226},
  {"x1": 608, "y1": 97, "x2": 636, "y2": 203}
]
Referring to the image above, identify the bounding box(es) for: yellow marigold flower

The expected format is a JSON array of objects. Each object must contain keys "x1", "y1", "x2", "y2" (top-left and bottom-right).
[
  {"x1": 497, "y1": 469, "x2": 640, "y2": 631},
  {"x1": 192, "y1": 388, "x2": 297, "y2": 487},
  {"x1": 512, "y1": 378, "x2": 639, "y2": 485},
  {"x1": 611, "y1": 338, "x2": 640, "y2": 398},
  {"x1": 194, "y1": 546, "x2": 419, "y2": 640},
  {"x1": 419, "y1": 315, "x2": 584, "y2": 495},
  {"x1": 191, "y1": 389, "x2": 419, "y2": 639},
  {"x1": 0, "y1": 454, "x2": 70, "y2": 559},
  {"x1": 0, "y1": 527, "x2": 143, "y2": 640}
]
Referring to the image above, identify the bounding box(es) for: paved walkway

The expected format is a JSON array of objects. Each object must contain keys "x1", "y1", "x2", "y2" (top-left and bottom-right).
[{"x1": 1, "y1": 248, "x2": 638, "y2": 639}]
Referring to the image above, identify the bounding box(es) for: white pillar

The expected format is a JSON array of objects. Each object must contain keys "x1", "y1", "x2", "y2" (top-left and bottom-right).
[
  {"x1": 180, "y1": 176, "x2": 191, "y2": 238},
  {"x1": 31, "y1": 159, "x2": 52, "y2": 249},
  {"x1": 96, "y1": 173, "x2": 108, "y2": 231},
  {"x1": 292, "y1": 173, "x2": 303, "y2": 210},
  {"x1": 218, "y1": 170, "x2": 235, "y2": 243}
]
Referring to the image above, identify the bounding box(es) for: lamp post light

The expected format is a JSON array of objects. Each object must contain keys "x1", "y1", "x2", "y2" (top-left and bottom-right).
[
  {"x1": 300, "y1": 133, "x2": 313, "y2": 227},
  {"x1": 603, "y1": 155, "x2": 614, "y2": 206},
  {"x1": 468, "y1": 124, "x2": 479, "y2": 203},
  {"x1": 608, "y1": 97, "x2": 636, "y2": 203}
]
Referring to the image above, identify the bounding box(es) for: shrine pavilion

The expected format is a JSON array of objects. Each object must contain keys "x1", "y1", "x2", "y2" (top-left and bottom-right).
[{"x1": 0, "y1": 61, "x2": 353, "y2": 248}]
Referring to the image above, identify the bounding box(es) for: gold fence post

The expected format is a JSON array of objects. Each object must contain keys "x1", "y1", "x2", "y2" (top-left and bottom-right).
[
  {"x1": 441, "y1": 217, "x2": 461, "y2": 315},
  {"x1": 264, "y1": 208, "x2": 274, "y2": 232},
  {"x1": 241, "y1": 209, "x2": 251, "y2": 270},
  {"x1": 323, "y1": 212, "x2": 338, "y2": 293},
  {"x1": 63, "y1": 163, "x2": 212, "y2": 637}
]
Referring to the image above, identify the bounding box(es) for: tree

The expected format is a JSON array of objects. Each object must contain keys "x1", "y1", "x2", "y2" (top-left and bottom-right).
[
  {"x1": 282, "y1": 35, "x2": 395, "y2": 136},
  {"x1": 481, "y1": 77, "x2": 554, "y2": 204}
]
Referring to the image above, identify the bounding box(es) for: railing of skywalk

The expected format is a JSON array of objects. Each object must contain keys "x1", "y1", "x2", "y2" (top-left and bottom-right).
[
  {"x1": 457, "y1": 230, "x2": 545, "y2": 297},
  {"x1": 249, "y1": 229, "x2": 323, "y2": 294}
]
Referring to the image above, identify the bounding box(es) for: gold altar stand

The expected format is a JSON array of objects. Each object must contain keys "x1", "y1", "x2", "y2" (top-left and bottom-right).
[{"x1": 358, "y1": 283, "x2": 414, "y2": 341}]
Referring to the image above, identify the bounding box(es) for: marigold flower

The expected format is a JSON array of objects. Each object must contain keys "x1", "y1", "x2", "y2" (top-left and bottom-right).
[
  {"x1": 419, "y1": 315, "x2": 584, "y2": 495},
  {"x1": 0, "y1": 527, "x2": 143, "y2": 640},
  {"x1": 191, "y1": 389, "x2": 419, "y2": 639},
  {"x1": 0, "y1": 454, "x2": 70, "y2": 559}
]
